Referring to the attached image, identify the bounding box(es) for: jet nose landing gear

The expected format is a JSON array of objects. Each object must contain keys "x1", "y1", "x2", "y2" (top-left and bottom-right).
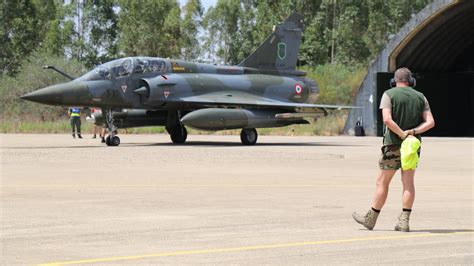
[
  {"x1": 105, "y1": 135, "x2": 120, "y2": 146},
  {"x1": 102, "y1": 108, "x2": 120, "y2": 146}
]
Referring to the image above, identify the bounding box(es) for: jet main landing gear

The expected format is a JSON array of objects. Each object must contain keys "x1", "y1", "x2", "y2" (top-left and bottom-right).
[
  {"x1": 166, "y1": 110, "x2": 188, "y2": 144},
  {"x1": 170, "y1": 124, "x2": 188, "y2": 144},
  {"x1": 240, "y1": 128, "x2": 258, "y2": 145}
]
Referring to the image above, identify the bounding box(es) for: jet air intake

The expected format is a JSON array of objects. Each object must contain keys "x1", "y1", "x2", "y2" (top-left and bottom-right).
[
  {"x1": 181, "y1": 108, "x2": 308, "y2": 131},
  {"x1": 134, "y1": 75, "x2": 178, "y2": 105}
]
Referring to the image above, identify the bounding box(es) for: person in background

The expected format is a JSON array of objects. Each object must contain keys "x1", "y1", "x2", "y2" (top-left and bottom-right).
[
  {"x1": 100, "y1": 127, "x2": 107, "y2": 143},
  {"x1": 89, "y1": 108, "x2": 100, "y2": 139},
  {"x1": 69, "y1": 107, "x2": 82, "y2": 139},
  {"x1": 88, "y1": 108, "x2": 107, "y2": 143}
]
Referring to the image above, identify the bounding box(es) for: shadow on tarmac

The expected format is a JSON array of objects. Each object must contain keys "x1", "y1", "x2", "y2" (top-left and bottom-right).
[
  {"x1": 128, "y1": 141, "x2": 366, "y2": 147},
  {"x1": 409, "y1": 229, "x2": 474, "y2": 234},
  {"x1": 374, "y1": 229, "x2": 474, "y2": 234},
  {"x1": 5, "y1": 145, "x2": 106, "y2": 150},
  {"x1": 4, "y1": 141, "x2": 368, "y2": 149}
]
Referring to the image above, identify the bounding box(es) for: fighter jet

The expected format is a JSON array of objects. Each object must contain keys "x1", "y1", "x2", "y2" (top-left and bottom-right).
[{"x1": 21, "y1": 13, "x2": 356, "y2": 146}]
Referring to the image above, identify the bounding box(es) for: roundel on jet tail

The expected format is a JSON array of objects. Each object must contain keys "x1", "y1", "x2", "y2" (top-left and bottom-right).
[{"x1": 294, "y1": 83, "x2": 303, "y2": 95}]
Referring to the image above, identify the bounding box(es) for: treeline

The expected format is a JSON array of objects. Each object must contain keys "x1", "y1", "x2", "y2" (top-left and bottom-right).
[
  {"x1": 1, "y1": 0, "x2": 432, "y2": 132},
  {"x1": 2, "y1": 0, "x2": 432, "y2": 76}
]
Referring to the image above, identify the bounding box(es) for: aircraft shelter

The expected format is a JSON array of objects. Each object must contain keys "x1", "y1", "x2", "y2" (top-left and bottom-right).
[{"x1": 344, "y1": 0, "x2": 474, "y2": 137}]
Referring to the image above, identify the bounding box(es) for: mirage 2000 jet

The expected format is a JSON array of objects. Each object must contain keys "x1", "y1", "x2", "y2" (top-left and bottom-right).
[{"x1": 21, "y1": 13, "x2": 356, "y2": 146}]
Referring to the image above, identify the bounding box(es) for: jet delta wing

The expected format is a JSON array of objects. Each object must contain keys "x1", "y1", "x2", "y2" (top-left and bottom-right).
[
  {"x1": 168, "y1": 91, "x2": 355, "y2": 110},
  {"x1": 21, "y1": 13, "x2": 359, "y2": 146}
]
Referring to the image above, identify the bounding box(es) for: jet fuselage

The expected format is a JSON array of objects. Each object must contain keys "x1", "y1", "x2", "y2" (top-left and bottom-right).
[{"x1": 21, "y1": 57, "x2": 319, "y2": 110}]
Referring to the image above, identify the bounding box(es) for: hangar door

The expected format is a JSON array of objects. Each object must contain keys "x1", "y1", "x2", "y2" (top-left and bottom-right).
[{"x1": 376, "y1": 72, "x2": 473, "y2": 137}]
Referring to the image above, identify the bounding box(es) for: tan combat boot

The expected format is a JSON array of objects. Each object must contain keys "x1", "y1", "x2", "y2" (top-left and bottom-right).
[
  {"x1": 394, "y1": 211, "x2": 411, "y2": 232},
  {"x1": 352, "y1": 209, "x2": 379, "y2": 230}
]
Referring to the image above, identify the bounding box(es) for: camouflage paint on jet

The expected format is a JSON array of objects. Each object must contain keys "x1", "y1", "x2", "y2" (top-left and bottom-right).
[{"x1": 21, "y1": 13, "x2": 357, "y2": 146}]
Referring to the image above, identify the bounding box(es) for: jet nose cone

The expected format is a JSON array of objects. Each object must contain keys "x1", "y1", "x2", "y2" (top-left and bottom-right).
[
  {"x1": 20, "y1": 87, "x2": 61, "y2": 104},
  {"x1": 20, "y1": 82, "x2": 88, "y2": 106}
]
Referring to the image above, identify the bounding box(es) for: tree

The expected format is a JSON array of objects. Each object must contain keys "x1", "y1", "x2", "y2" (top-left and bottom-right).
[
  {"x1": 41, "y1": 2, "x2": 72, "y2": 57},
  {"x1": 55, "y1": 0, "x2": 119, "y2": 67},
  {"x1": 335, "y1": 2, "x2": 370, "y2": 64},
  {"x1": 365, "y1": 0, "x2": 432, "y2": 59},
  {"x1": 181, "y1": 0, "x2": 203, "y2": 61},
  {"x1": 0, "y1": 0, "x2": 41, "y2": 75},
  {"x1": 365, "y1": 0, "x2": 392, "y2": 59},
  {"x1": 0, "y1": 50, "x2": 85, "y2": 120},
  {"x1": 300, "y1": 1, "x2": 332, "y2": 66},
  {"x1": 83, "y1": 0, "x2": 119, "y2": 66},
  {"x1": 32, "y1": 0, "x2": 58, "y2": 42},
  {"x1": 117, "y1": 0, "x2": 181, "y2": 58},
  {"x1": 202, "y1": 0, "x2": 242, "y2": 64},
  {"x1": 388, "y1": 0, "x2": 432, "y2": 33}
]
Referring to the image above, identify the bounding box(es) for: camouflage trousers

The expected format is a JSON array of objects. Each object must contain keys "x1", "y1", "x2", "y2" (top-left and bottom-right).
[
  {"x1": 379, "y1": 145, "x2": 401, "y2": 170},
  {"x1": 379, "y1": 144, "x2": 421, "y2": 170}
]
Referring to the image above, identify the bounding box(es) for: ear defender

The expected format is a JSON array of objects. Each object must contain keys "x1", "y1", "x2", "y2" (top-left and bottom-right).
[
  {"x1": 390, "y1": 78, "x2": 396, "y2": 88},
  {"x1": 389, "y1": 77, "x2": 416, "y2": 88}
]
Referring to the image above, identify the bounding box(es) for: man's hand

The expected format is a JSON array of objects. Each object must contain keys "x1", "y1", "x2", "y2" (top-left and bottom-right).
[
  {"x1": 400, "y1": 131, "x2": 409, "y2": 140},
  {"x1": 403, "y1": 130, "x2": 417, "y2": 139}
]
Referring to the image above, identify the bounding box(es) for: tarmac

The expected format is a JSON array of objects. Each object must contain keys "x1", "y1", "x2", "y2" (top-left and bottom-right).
[{"x1": 1, "y1": 134, "x2": 472, "y2": 265}]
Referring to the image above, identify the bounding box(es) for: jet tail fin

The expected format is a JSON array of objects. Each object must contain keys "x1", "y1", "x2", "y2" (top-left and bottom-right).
[{"x1": 238, "y1": 13, "x2": 304, "y2": 71}]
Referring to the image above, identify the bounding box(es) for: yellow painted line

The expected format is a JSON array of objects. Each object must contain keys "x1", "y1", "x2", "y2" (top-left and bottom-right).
[
  {"x1": 39, "y1": 231, "x2": 473, "y2": 266},
  {"x1": 4, "y1": 184, "x2": 470, "y2": 189},
  {"x1": 4, "y1": 184, "x2": 357, "y2": 188}
]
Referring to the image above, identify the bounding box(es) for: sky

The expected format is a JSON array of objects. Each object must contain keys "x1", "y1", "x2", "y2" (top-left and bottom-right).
[{"x1": 178, "y1": 0, "x2": 215, "y2": 11}]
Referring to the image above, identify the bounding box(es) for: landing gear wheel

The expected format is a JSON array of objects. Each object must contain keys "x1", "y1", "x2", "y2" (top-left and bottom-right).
[
  {"x1": 111, "y1": 136, "x2": 120, "y2": 146},
  {"x1": 105, "y1": 135, "x2": 120, "y2": 146},
  {"x1": 105, "y1": 135, "x2": 112, "y2": 146},
  {"x1": 102, "y1": 108, "x2": 120, "y2": 147},
  {"x1": 170, "y1": 125, "x2": 187, "y2": 144},
  {"x1": 240, "y1": 128, "x2": 258, "y2": 145}
]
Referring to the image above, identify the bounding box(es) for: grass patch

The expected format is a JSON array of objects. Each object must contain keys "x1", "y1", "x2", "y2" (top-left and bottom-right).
[
  {"x1": 0, "y1": 119, "x2": 94, "y2": 134},
  {"x1": 0, "y1": 111, "x2": 347, "y2": 136}
]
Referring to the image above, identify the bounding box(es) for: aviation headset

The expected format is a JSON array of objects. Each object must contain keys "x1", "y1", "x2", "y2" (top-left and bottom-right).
[{"x1": 390, "y1": 76, "x2": 416, "y2": 88}]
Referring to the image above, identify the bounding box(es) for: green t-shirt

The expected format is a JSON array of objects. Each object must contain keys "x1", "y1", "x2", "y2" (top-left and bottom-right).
[{"x1": 379, "y1": 87, "x2": 428, "y2": 146}]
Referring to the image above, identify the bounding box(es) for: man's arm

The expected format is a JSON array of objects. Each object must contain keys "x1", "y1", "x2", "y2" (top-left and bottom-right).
[
  {"x1": 382, "y1": 108, "x2": 407, "y2": 139},
  {"x1": 407, "y1": 110, "x2": 435, "y2": 135}
]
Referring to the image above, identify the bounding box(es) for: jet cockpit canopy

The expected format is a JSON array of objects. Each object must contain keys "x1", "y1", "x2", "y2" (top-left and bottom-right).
[
  {"x1": 78, "y1": 58, "x2": 134, "y2": 81},
  {"x1": 78, "y1": 57, "x2": 168, "y2": 81}
]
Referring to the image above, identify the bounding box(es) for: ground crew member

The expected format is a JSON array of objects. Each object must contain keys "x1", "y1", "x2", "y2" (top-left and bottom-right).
[
  {"x1": 89, "y1": 108, "x2": 100, "y2": 139},
  {"x1": 352, "y1": 67, "x2": 435, "y2": 232},
  {"x1": 69, "y1": 107, "x2": 82, "y2": 139}
]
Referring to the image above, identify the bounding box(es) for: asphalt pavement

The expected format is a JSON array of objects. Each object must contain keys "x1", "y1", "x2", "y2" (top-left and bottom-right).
[{"x1": 1, "y1": 134, "x2": 472, "y2": 265}]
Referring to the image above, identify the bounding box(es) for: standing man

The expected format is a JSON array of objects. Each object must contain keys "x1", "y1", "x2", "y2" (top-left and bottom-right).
[
  {"x1": 352, "y1": 67, "x2": 435, "y2": 232},
  {"x1": 69, "y1": 107, "x2": 82, "y2": 139},
  {"x1": 88, "y1": 108, "x2": 99, "y2": 139}
]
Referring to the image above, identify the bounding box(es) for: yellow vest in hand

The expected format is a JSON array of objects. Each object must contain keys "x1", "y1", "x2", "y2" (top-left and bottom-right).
[{"x1": 401, "y1": 136, "x2": 421, "y2": 170}]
